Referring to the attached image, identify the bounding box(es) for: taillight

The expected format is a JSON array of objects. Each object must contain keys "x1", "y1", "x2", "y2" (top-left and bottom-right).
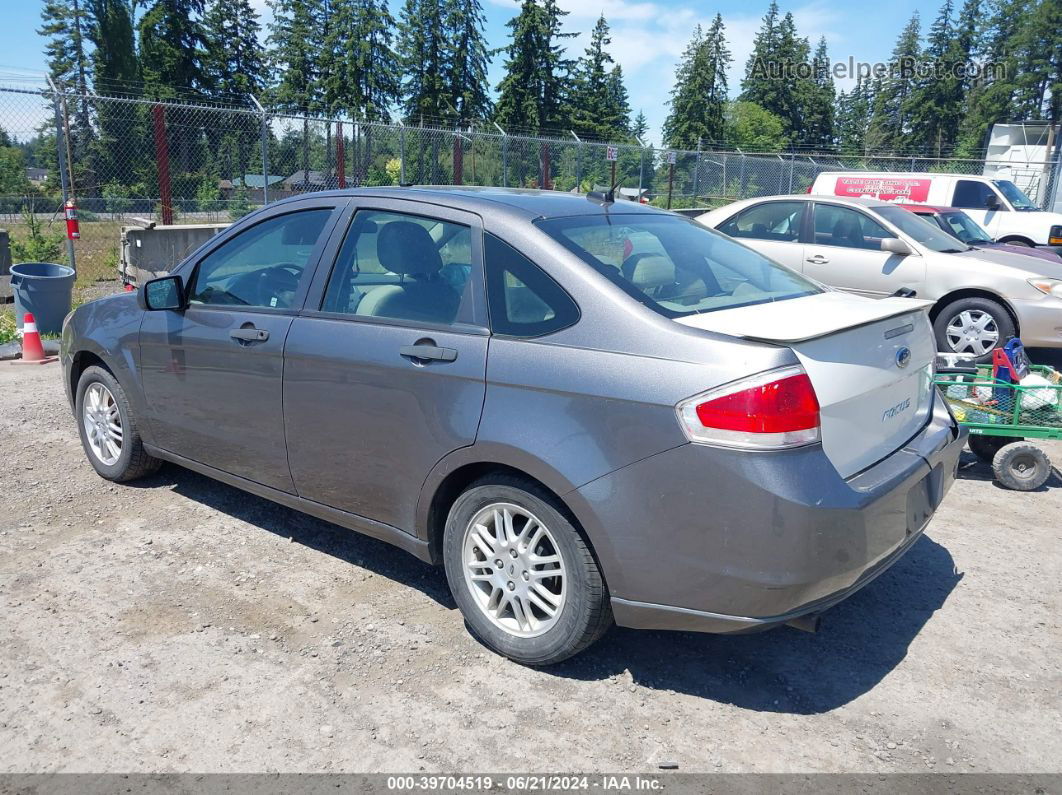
[{"x1": 676, "y1": 365, "x2": 821, "y2": 449}]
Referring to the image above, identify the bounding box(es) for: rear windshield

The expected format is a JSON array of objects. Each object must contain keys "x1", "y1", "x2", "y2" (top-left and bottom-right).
[{"x1": 535, "y1": 214, "x2": 821, "y2": 318}]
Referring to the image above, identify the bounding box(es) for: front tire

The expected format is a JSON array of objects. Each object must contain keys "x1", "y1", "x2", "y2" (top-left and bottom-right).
[
  {"x1": 442, "y1": 476, "x2": 612, "y2": 665},
  {"x1": 75, "y1": 365, "x2": 161, "y2": 482},
  {"x1": 933, "y1": 297, "x2": 1014, "y2": 362}
]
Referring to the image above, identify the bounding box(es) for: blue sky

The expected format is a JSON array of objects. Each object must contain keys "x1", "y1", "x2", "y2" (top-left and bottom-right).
[{"x1": 0, "y1": 0, "x2": 934, "y2": 144}]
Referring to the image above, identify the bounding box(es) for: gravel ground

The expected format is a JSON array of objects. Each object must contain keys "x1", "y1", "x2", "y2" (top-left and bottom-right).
[{"x1": 1, "y1": 360, "x2": 1060, "y2": 774}]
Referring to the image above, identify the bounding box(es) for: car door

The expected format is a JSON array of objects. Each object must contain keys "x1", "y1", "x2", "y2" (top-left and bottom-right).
[
  {"x1": 139, "y1": 200, "x2": 344, "y2": 492},
  {"x1": 714, "y1": 200, "x2": 808, "y2": 271},
  {"x1": 803, "y1": 202, "x2": 923, "y2": 297},
  {"x1": 283, "y1": 201, "x2": 488, "y2": 534},
  {"x1": 950, "y1": 179, "x2": 1006, "y2": 237}
]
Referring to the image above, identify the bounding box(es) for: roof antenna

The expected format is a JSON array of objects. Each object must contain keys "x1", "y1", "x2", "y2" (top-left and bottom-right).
[{"x1": 587, "y1": 173, "x2": 622, "y2": 205}]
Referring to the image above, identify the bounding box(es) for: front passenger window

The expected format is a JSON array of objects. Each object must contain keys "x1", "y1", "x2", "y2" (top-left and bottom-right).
[
  {"x1": 813, "y1": 204, "x2": 891, "y2": 250},
  {"x1": 189, "y1": 209, "x2": 332, "y2": 308}
]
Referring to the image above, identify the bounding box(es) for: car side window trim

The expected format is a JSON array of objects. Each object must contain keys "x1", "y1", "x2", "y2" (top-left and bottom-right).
[
  {"x1": 180, "y1": 201, "x2": 344, "y2": 315},
  {"x1": 302, "y1": 202, "x2": 488, "y2": 333}
]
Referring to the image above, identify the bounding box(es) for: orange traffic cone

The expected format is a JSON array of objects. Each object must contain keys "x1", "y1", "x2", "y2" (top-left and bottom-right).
[{"x1": 16, "y1": 313, "x2": 57, "y2": 365}]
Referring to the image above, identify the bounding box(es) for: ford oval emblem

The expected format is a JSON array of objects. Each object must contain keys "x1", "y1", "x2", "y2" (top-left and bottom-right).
[{"x1": 896, "y1": 346, "x2": 912, "y2": 368}]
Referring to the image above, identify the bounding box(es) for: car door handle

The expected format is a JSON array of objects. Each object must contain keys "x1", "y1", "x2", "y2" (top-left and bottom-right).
[
  {"x1": 400, "y1": 344, "x2": 457, "y2": 363},
  {"x1": 230, "y1": 327, "x2": 269, "y2": 342},
  {"x1": 806, "y1": 254, "x2": 829, "y2": 264}
]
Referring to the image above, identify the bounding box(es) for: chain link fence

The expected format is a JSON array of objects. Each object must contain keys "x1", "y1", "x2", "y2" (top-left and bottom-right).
[{"x1": 1, "y1": 84, "x2": 1059, "y2": 287}]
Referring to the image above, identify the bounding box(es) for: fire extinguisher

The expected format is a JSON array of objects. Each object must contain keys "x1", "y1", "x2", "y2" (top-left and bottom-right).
[{"x1": 65, "y1": 199, "x2": 80, "y2": 240}]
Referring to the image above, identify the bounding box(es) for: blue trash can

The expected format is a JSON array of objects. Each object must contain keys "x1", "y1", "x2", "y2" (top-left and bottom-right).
[{"x1": 11, "y1": 262, "x2": 75, "y2": 336}]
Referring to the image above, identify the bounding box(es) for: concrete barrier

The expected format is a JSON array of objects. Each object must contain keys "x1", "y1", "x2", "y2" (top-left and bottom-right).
[{"x1": 119, "y1": 222, "x2": 230, "y2": 286}]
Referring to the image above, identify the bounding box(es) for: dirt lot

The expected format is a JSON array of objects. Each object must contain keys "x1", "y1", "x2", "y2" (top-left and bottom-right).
[{"x1": 1, "y1": 360, "x2": 1059, "y2": 774}]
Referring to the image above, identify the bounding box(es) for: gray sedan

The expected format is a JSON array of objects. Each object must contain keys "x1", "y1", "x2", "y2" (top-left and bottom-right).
[{"x1": 62, "y1": 188, "x2": 964, "y2": 664}]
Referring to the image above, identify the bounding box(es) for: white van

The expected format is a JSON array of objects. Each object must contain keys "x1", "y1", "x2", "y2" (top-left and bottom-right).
[{"x1": 809, "y1": 172, "x2": 1062, "y2": 254}]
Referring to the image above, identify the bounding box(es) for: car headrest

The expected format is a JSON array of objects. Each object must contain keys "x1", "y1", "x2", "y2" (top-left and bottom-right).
[
  {"x1": 377, "y1": 221, "x2": 443, "y2": 277},
  {"x1": 833, "y1": 216, "x2": 863, "y2": 244},
  {"x1": 622, "y1": 254, "x2": 675, "y2": 290}
]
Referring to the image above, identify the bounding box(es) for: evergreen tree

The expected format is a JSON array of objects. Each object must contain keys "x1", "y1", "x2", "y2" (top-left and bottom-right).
[
  {"x1": 907, "y1": 0, "x2": 965, "y2": 155},
  {"x1": 570, "y1": 15, "x2": 619, "y2": 139},
  {"x1": 494, "y1": 0, "x2": 576, "y2": 132},
  {"x1": 268, "y1": 0, "x2": 318, "y2": 112},
  {"x1": 269, "y1": 0, "x2": 319, "y2": 188},
  {"x1": 801, "y1": 37, "x2": 835, "y2": 148},
  {"x1": 835, "y1": 74, "x2": 874, "y2": 153},
  {"x1": 446, "y1": 0, "x2": 492, "y2": 120},
  {"x1": 87, "y1": 0, "x2": 140, "y2": 187},
  {"x1": 138, "y1": 0, "x2": 208, "y2": 98},
  {"x1": 739, "y1": 5, "x2": 812, "y2": 140},
  {"x1": 866, "y1": 11, "x2": 921, "y2": 152},
  {"x1": 740, "y1": 1, "x2": 780, "y2": 110},
  {"x1": 397, "y1": 0, "x2": 448, "y2": 123},
  {"x1": 955, "y1": 0, "x2": 1018, "y2": 154},
  {"x1": 323, "y1": 0, "x2": 400, "y2": 122},
  {"x1": 662, "y1": 15, "x2": 730, "y2": 148},
  {"x1": 494, "y1": 0, "x2": 544, "y2": 130},
  {"x1": 39, "y1": 0, "x2": 93, "y2": 156},
  {"x1": 631, "y1": 110, "x2": 649, "y2": 142},
  {"x1": 606, "y1": 66, "x2": 631, "y2": 135},
  {"x1": 202, "y1": 0, "x2": 265, "y2": 99}
]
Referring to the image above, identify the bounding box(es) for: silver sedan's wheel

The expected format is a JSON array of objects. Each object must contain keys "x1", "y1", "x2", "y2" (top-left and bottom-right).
[
  {"x1": 82, "y1": 382, "x2": 123, "y2": 466},
  {"x1": 945, "y1": 309, "x2": 999, "y2": 356},
  {"x1": 462, "y1": 502, "x2": 566, "y2": 638}
]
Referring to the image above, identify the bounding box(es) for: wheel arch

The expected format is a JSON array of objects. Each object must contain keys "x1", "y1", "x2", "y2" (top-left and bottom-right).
[
  {"x1": 929, "y1": 288, "x2": 1021, "y2": 336},
  {"x1": 417, "y1": 451, "x2": 616, "y2": 587},
  {"x1": 69, "y1": 349, "x2": 112, "y2": 405},
  {"x1": 997, "y1": 235, "x2": 1036, "y2": 247}
]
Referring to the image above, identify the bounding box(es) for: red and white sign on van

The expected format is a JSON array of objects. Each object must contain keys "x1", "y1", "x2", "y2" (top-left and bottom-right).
[{"x1": 834, "y1": 176, "x2": 931, "y2": 202}]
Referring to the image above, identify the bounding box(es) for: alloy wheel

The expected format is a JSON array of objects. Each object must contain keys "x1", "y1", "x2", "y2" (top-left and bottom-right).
[
  {"x1": 461, "y1": 502, "x2": 566, "y2": 638},
  {"x1": 83, "y1": 382, "x2": 123, "y2": 466}
]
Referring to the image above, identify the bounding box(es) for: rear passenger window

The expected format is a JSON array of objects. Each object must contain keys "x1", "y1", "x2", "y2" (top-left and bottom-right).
[
  {"x1": 717, "y1": 201, "x2": 803, "y2": 242},
  {"x1": 485, "y1": 234, "x2": 578, "y2": 337},
  {"x1": 322, "y1": 210, "x2": 473, "y2": 326}
]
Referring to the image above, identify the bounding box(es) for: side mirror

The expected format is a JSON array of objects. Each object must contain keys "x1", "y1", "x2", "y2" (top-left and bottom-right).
[
  {"x1": 139, "y1": 274, "x2": 185, "y2": 311},
  {"x1": 881, "y1": 237, "x2": 912, "y2": 256},
  {"x1": 985, "y1": 195, "x2": 1001, "y2": 211}
]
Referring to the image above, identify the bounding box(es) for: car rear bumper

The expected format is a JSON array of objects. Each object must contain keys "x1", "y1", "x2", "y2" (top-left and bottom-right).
[{"x1": 569, "y1": 391, "x2": 965, "y2": 633}]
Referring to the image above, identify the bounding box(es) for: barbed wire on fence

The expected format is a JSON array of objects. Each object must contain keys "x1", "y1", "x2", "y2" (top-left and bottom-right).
[{"x1": 2, "y1": 84, "x2": 1060, "y2": 225}]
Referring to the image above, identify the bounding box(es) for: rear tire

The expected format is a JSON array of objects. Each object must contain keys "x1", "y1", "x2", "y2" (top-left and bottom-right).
[
  {"x1": 968, "y1": 434, "x2": 1018, "y2": 464},
  {"x1": 442, "y1": 475, "x2": 612, "y2": 665},
  {"x1": 933, "y1": 297, "x2": 1014, "y2": 362},
  {"x1": 76, "y1": 365, "x2": 161, "y2": 482},
  {"x1": 992, "y1": 442, "x2": 1051, "y2": 491}
]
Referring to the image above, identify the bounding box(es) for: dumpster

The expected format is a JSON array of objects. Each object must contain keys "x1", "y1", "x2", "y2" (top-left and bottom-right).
[{"x1": 10, "y1": 262, "x2": 75, "y2": 336}]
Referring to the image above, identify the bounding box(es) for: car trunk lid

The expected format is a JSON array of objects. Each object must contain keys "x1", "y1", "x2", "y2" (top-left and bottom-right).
[{"x1": 676, "y1": 292, "x2": 936, "y2": 478}]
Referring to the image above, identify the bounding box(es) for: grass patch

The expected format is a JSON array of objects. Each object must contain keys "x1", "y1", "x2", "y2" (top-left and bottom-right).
[{"x1": 0, "y1": 307, "x2": 15, "y2": 344}]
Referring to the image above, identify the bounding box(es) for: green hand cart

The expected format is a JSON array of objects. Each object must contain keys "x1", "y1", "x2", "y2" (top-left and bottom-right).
[{"x1": 935, "y1": 363, "x2": 1061, "y2": 490}]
